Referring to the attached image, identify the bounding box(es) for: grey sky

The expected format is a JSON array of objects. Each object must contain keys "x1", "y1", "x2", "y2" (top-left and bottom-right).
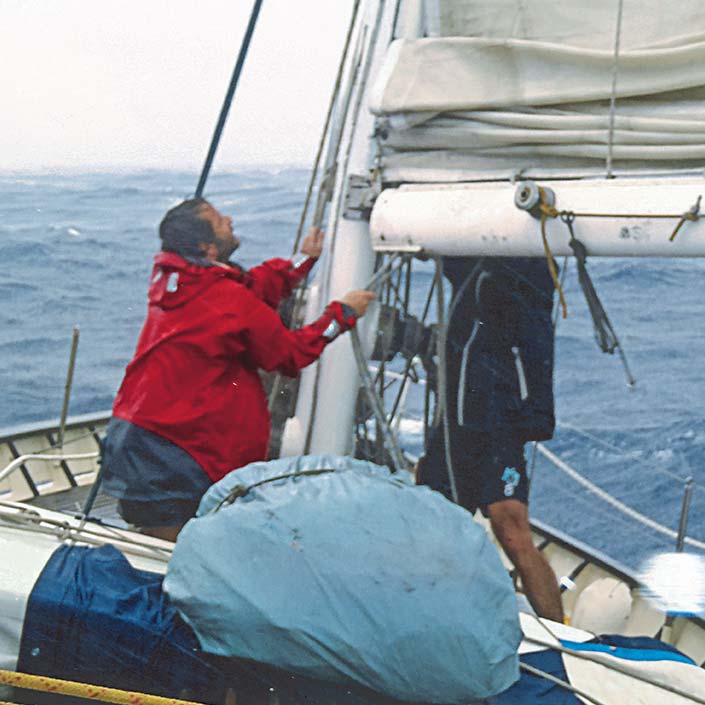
[{"x1": 1, "y1": 1, "x2": 353, "y2": 171}]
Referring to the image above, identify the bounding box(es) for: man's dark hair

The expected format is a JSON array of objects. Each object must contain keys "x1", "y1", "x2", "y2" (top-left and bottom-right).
[{"x1": 159, "y1": 198, "x2": 215, "y2": 257}]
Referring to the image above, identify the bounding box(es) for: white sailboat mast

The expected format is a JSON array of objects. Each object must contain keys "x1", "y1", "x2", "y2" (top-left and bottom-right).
[{"x1": 281, "y1": 0, "x2": 422, "y2": 456}]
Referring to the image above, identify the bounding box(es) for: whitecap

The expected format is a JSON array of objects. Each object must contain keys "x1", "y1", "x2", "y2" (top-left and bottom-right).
[{"x1": 67, "y1": 227, "x2": 80, "y2": 237}]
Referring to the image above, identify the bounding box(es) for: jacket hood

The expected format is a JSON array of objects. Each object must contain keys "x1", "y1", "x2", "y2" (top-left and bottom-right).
[{"x1": 149, "y1": 252, "x2": 244, "y2": 309}]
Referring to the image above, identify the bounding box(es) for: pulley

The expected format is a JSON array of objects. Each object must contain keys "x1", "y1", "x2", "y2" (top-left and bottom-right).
[{"x1": 514, "y1": 181, "x2": 555, "y2": 219}]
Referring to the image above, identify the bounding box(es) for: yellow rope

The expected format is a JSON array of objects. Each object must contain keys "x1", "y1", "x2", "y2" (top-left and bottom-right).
[
  {"x1": 0, "y1": 669, "x2": 208, "y2": 705},
  {"x1": 562, "y1": 211, "x2": 689, "y2": 219},
  {"x1": 538, "y1": 188, "x2": 568, "y2": 318},
  {"x1": 552, "y1": 198, "x2": 702, "y2": 242},
  {"x1": 533, "y1": 189, "x2": 702, "y2": 315}
]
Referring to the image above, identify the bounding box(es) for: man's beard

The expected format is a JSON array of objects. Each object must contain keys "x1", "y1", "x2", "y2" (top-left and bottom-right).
[{"x1": 217, "y1": 240, "x2": 239, "y2": 263}]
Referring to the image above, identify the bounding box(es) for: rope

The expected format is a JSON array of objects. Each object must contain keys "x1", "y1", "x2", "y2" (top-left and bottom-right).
[
  {"x1": 557, "y1": 421, "x2": 705, "y2": 494},
  {"x1": 556, "y1": 211, "x2": 701, "y2": 220},
  {"x1": 214, "y1": 467, "x2": 337, "y2": 511},
  {"x1": 433, "y1": 257, "x2": 459, "y2": 504},
  {"x1": 0, "y1": 669, "x2": 207, "y2": 705},
  {"x1": 534, "y1": 188, "x2": 703, "y2": 317},
  {"x1": 299, "y1": 2, "x2": 381, "y2": 451},
  {"x1": 0, "y1": 504, "x2": 172, "y2": 560},
  {"x1": 670, "y1": 195, "x2": 702, "y2": 242},
  {"x1": 606, "y1": 0, "x2": 624, "y2": 177},
  {"x1": 536, "y1": 443, "x2": 705, "y2": 551},
  {"x1": 194, "y1": 0, "x2": 264, "y2": 198},
  {"x1": 538, "y1": 188, "x2": 568, "y2": 318}
]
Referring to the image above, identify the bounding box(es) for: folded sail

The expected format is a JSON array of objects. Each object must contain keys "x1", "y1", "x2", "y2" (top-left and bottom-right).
[{"x1": 371, "y1": 0, "x2": 705, "y2": 179}]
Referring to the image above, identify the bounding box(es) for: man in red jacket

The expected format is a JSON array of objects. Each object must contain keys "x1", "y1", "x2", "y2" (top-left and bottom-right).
[{"x1": 102, "y1": 198, "x2": 374, "y2": 541}]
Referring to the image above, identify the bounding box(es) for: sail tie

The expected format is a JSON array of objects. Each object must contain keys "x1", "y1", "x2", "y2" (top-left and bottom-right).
[{"x1": 669, "y1": 195, "x2": 702, "y2": 242}]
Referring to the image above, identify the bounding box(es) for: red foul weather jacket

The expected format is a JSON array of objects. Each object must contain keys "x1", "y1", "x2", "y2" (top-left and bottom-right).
[{"x1": 112, "y1": 252, "x2": 356, "y2": 482}]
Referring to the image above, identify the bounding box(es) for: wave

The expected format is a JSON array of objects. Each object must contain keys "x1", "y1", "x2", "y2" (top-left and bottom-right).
[{"x1": 593, "y1": 259, "x2": 695, "y2": 286}]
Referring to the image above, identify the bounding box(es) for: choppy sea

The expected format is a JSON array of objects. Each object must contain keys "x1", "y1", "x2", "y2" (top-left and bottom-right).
[{"x1": 2, "y1": 169, "x2": 704, "y2": 584}]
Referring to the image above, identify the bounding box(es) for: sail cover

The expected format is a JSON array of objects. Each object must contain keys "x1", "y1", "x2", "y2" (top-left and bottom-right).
[
  {"x1": 164, "y1": 454, "x2": 521, "y2": 704},
  {"x1": 371, "y1": 0, "x2": 705, "y2": 180}
]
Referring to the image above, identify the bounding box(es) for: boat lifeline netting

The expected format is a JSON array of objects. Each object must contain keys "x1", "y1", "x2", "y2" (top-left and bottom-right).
[{"x1": 370, "y1": 0, "x2": 705, "y2": 181}]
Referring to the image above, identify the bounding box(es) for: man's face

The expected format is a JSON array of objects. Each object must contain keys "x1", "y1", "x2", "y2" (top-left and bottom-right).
[{"x1": 198, "y1": 202, "x2": 240, "y2": 262}]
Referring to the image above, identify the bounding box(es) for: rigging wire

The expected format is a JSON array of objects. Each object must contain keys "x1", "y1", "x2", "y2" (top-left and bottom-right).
[
  {"x1": 536, "y1": 443, "x2": 705, "y2": 551},
  {"x1": 290, "y1": 0, "x2": 362, "y2": 255},
  {"x1": 194, "y1": 0, "x2": 264, "y2": 198},
  {"x1": 556, "y1": 420, "x2": 705, "y2": 492},
  {"x1": 347, "y1": 253, "x2": 409, "y2": 472},
  {"x1": 321, "y1": 0, "x2": 388, "y2": 303}
]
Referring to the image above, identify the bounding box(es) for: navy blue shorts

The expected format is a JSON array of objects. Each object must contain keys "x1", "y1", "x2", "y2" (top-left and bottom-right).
[
  {"x1": 417, "y1": 424, "x2": 529, "y2": 515},
  {"x1": 116, "y1": 497, "x2": 205, "y2": 528}
]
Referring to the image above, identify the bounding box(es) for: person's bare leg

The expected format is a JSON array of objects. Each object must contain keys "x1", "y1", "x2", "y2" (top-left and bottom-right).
[
  {"x1": 487, "y1": 499, "x2": 564, "y2": 623},
  {"x1": 140, "y1": 524, "x2": 184, "y2": 543}
]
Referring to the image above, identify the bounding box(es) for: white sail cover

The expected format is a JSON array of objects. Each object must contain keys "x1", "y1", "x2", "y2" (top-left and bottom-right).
[{"x1": 371, "y1": 0, "x2": 705, "y2": 179}]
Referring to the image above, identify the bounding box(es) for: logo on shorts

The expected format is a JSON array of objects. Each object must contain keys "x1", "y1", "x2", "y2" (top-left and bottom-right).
[{"x1": 502, "y1": 468, "x2": 521, "y2": 497}]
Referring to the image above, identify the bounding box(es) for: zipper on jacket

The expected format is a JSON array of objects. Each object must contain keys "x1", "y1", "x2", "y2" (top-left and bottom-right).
[
  {"x1": 511, "y1": 346, "x2": 529, "y2": 401},
  {"x1": 457, "y1": 320, "x2": 482, "y2": 426}
]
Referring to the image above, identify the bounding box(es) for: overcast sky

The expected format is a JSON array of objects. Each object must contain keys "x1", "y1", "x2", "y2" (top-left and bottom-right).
[{"x1": 0, "y1": 1, "x2": 353, "y2": 171}]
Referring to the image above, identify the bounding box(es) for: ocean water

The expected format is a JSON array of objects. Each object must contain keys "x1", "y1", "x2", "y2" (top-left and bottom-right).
[{"x1": 1, "y1": 169, "x2": 704, "y2": 580}]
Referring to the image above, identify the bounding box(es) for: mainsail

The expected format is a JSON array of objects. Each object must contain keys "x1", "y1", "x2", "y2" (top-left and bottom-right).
[{"x1": 372, "y1": 0, "x2": 705, "y2": 180}]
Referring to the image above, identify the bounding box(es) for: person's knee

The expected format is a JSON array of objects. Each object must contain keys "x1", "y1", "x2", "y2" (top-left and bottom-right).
[{"x1": 487, "y1": 500, "x2": 534, "y2": 559}]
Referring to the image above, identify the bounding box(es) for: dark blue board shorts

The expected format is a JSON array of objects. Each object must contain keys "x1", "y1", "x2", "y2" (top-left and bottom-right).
[{"x1": 417, "y1": 423, "x2": 529, "y2": 515}]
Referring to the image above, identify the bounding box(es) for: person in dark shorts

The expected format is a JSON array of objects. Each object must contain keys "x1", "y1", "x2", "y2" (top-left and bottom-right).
[{"x1": 417, "y1": 256, "x2": 564, "y2": 622}]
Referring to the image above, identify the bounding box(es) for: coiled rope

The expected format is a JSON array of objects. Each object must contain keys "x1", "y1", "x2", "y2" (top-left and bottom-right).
[{"x1": 0, "y1": 669, "x2": 207, "y2": 705}]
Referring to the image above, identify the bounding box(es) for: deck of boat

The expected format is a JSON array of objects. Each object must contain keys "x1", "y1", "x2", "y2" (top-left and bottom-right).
[{"x1": 2, "y1": 412, "x2": 705, "y2": 667}]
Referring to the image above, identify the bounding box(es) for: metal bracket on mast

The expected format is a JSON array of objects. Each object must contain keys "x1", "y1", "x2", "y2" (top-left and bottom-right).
[{"x1": 343, "y1": 174, "x2": 381, "y2": 221}]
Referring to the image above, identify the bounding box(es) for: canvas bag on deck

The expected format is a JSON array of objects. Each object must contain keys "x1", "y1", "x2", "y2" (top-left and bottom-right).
[{"x1": 164, "y1": 454, "x2": 521, "y2": 703}]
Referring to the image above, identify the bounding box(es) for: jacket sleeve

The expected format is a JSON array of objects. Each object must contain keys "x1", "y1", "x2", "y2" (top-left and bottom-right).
[
  {"x1": 246, "y1": 257, "x2": 317, "y2": 309},
  {"x1": 237, "y1": 298, "x2": 357, "y2": 377}
]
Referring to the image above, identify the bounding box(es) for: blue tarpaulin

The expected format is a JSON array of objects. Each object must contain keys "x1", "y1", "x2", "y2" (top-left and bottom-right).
[
  {"x1": 165, "y1": 454, "x2": 522, "y2": 704},
  {"x1": 17, "y1": 544, "x2": 228, "y2": 703}
]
